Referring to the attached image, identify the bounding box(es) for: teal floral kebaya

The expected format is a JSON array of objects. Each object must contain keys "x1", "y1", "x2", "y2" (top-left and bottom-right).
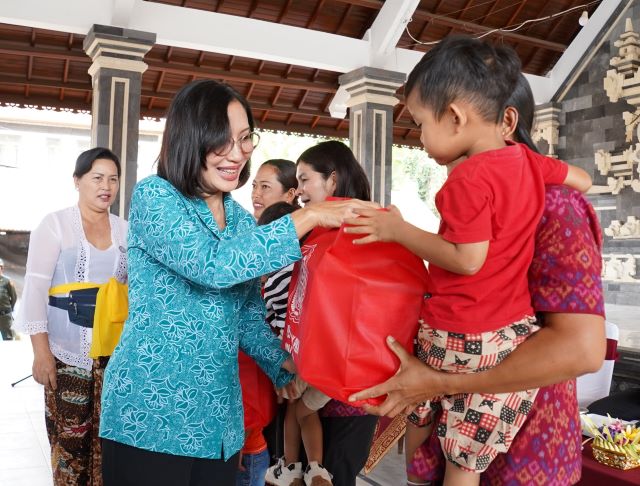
[{"x1": 100, "y1": 175, "x2": 301, "y2": 459}]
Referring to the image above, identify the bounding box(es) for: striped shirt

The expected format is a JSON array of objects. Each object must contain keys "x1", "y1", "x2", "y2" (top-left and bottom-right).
[{"x1": 264, "y1": 263, "x2": 294, "y2": 338}]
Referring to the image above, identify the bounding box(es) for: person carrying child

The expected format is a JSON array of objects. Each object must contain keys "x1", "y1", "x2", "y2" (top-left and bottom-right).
[{"x1": 344, "y1": 36, "x2": 591, "y2": 486}]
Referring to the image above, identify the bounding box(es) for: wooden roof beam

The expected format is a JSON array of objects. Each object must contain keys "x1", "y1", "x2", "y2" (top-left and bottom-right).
[
  {"x1": 306, "y1": 0, "x2": 325, "y2": 28},
  {"x1": 277, "y1": 0, "x2": 293, "y2": 23},
  {"x1": 27, "y1": 55, "x2": 33, "y2": 80},
  {"x1": 0, "y1": 44, "x2": 339, "y2": 94},
  {"x1": 63, "y1": 59, "x2": 70, "y2": 83},
  {"x1": 271, "y1": 86, "x2": 283, "y2": 106},
  {"x1": 333, "y1": 0, "x2": 567, "y2": 52}
]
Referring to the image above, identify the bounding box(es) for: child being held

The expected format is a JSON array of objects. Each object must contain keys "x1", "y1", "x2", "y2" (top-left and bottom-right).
[{"x1": 344, "y1": 35, "x2": 592, "y2": 486}]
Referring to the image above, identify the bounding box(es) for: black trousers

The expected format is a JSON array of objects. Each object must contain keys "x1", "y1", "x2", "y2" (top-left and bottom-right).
[
  {"x1": 102, "y1": 438, "x2": 240, "y2": 486},
  {"x1": 321, "y1": 415, "x2": 378, "y2": 486}
]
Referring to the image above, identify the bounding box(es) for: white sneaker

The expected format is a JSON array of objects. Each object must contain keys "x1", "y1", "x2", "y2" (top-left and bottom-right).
[
  {"x1": 265, "y1": 457, "x2": 304, "y2": 486},
  {"x1": 303, "y1": 461, "x2": 333, "y2": 486}
]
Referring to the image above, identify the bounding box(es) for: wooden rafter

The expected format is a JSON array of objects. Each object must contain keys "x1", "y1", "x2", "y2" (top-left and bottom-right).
[
  {"x1": 505, "y1": 0, "x2": 529, "y2": 26},
  {"x1": 335, "y1": 4, "x2": 353, "y2": 34},
  {"x1": 155, "y1": 71, "x2": 165, "y2": 92},
  {"x1": 245, "y1": 83, "x2": 255, "y2": 99},
  {"x1": 277, "y1": 0, "x2": 293, "y2": 23},
  {"x1": 63, "y1": 59, "x2": 70, "y2": 83},
  {"x1": 271, "y1": 86, "x2": 283, "y2": 106},
  {"x1": 306, "y1": 0, "x2": 325, "y2": 28},
  {"x1": 522, "y1": 0, "x2": 581, "y2": 71},
  {"x1": 0, "y1": 44, "x2": 339, "y2": 94},
  {"x1": 333, "y1": 0, "x2": 566, "y2": 52},
  {"x1": 248, "y1": 0, "x2": 259, "y2": 17}
]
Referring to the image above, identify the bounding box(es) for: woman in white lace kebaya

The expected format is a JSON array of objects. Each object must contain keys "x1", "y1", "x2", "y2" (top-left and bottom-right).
[{"x1": 16, "y1": 147, "x2": 127, "y2": 486}]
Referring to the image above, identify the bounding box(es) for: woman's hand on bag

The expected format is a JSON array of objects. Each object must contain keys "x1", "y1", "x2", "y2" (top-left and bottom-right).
[
  {"x1": 292, "y1": 199, "x2": 380, "y2": 237},
  {"x1": 312, "y1": 199, "x2": 380, "y2": 228},
  {"x1": 348, "y1": 336, "x2": 446, "y2": 417},
  {"x1": 344, "y1": 205, "x2": 404, "y2": 245},
  {"x1": 32, "y1": 346, "x2": 57, "y2": 390}
]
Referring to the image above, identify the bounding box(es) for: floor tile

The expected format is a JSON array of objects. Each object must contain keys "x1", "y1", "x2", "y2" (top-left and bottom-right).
[{"x1": 0, "y1": 466, "x2": 53, "y2": 486}]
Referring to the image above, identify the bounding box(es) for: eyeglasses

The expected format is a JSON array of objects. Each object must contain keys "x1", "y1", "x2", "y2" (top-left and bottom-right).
[{"x1": 214, "y1": 131, "x2": 260, "y2": 156}]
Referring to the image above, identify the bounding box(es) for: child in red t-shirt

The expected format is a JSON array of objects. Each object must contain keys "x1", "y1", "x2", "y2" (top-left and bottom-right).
[{"x1": 345, "y1": 36, "x2": 591, "y2": 486}]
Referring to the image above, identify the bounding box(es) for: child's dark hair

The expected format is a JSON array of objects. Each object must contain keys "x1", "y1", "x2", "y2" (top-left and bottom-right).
[
  {"x1": 257, "y1": 201, "x2": 297, "y2": 226},
  {"x1": 405, "y1": 35, "x2": 521, "y2": 124},
  {"x1": 297, "y1": 140, "x2": 371, "y2": 201},
  {"x1": 506, "y1": 74, "x2": 541, "y2": 154}
]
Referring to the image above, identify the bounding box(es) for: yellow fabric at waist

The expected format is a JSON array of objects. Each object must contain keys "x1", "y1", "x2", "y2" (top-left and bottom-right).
[{"x1": 48, "y1": 278, "x2": 128, "y2": 358}]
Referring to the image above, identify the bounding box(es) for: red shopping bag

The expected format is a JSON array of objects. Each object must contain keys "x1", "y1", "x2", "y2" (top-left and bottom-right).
[
  {"x1": 238, "y1": 350, "x2": 277, "y2": 429},
  {"x1": 283, "y1": 222, "x2": 430, "y2": 405}
]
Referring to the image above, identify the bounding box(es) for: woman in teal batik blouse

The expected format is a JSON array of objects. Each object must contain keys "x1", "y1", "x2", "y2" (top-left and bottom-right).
[{"x1": 99, "y1": 80, "x2": 373, "y2": 486}]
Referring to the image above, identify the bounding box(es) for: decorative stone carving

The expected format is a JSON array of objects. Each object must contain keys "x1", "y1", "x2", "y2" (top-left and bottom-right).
[
  {"x1": 604, "y1": 70, "x2": 626, "y2": 103},
  {"x1": 532, "y1": 103, "x2": 561, "y2": 157},
  {"x1": 598, "y1": 19, "x2": 640, "y2": 195},
  {"x1": 605, "y1": 216, "x2": 640, "y2": 239},
  {"x1": 622, "y1": 255, "x2": 638, "y2": 281},
  {"x1": 602, "y1": 254, "x2": 639, "y2": 282},
  {"x1": 595, "y1": 145, "x2": 639, "y2": 194},
  {"x1": 623, "y1": 109, "x2": 640, "y2": 142}
]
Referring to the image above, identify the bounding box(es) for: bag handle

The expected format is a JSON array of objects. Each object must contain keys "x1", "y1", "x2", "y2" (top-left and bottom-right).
[{"x1": 49, "y1": 282, "x2": 101, "y2": 296}]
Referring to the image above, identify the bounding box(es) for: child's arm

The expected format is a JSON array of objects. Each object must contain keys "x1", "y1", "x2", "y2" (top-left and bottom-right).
[
  {"x1": 563, "y1": 164, "x2": 592, "y2": 193},
  {"x1": 344, "y1": 206, "x2": 489, "y2": 275}
]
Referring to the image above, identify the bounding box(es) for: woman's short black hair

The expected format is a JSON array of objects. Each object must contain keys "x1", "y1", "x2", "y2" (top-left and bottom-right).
[
  {"x1": 405, "y1": 35, "x2": 521, "y2": 124},
  {"x1": 257, "y1": 201, "x2": 297, "y2": 226},
  {"x1": 507, "y1": 74, "x2": 541, "y2": 154},
  {"x1": 261, "y1": 159, "x2": 300, "y2": 208},
  {"x1": 73, "y1": 147, "x2": 121, "y2": 178},
  {"x1": 297, "y1": 140, "x2": 371, "y2": 201},
  {"x1": 157, "y1": 79, "x2": 255, "y2": 198}
]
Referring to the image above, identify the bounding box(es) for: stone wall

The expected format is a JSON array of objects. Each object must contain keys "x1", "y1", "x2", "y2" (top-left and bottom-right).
[{"x1": 554, "y1": 2, "x2": 640, "y2": 303}]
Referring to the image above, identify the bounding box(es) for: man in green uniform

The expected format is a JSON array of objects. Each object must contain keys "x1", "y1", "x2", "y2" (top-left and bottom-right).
[{"x1": 0, "y1": 258, "x2": 17, "y2": 340}]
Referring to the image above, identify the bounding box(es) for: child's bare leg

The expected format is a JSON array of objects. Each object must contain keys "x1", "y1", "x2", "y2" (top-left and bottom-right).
[
  {"x1": 405, "y1": 422, "x2": 433, "y2": 485},
  {"x1": 295, "y1": 400, "x2": 324, "y2": 464},
  {"x1": 443, "y1": 462, "x2": 480, "y2": 486},
  {"x1": 284, "y1": 398, "x2": 302, "y2": 465}
]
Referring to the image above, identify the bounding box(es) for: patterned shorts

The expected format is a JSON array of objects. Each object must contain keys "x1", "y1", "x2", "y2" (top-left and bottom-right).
[{"x1": 408, "y1": 316, "x2": 540, "y2": 473}]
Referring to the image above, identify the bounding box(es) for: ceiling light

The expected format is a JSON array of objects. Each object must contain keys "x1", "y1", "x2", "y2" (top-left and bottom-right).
[{"x1": 579, "y1": 11, "x2": 589, "y2": 27}]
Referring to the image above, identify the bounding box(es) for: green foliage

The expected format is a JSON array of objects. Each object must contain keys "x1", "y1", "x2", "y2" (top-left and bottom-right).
[{"x1": 391, "y1": 146, "x2": 446, "y2": 218}]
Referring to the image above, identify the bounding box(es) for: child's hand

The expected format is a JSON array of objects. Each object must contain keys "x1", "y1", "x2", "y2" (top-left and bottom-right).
[
  {"x1": 277, "y1": 380, "x2": 301, "y2": 401},
  {"x1": 281, "y1": 357, "x2": 297, "y2": 374},
  {"x1": 343, "y1": 205, "x2": 404, "y2": 245}
]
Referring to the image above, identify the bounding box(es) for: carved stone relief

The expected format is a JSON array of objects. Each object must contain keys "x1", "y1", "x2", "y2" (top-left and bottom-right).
[
  {"x1": 602, "y1": 254, "x2": 639, "y2": 282},
  {"x1": 604, "y1": 216, "x2": 640, "y2": 239},
  {"x1": 532, "y1": 104, "x2": 561, "y2": 158},
  {"x1": 598, "y1": 18, "x2": 640, "y2": 195}
]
